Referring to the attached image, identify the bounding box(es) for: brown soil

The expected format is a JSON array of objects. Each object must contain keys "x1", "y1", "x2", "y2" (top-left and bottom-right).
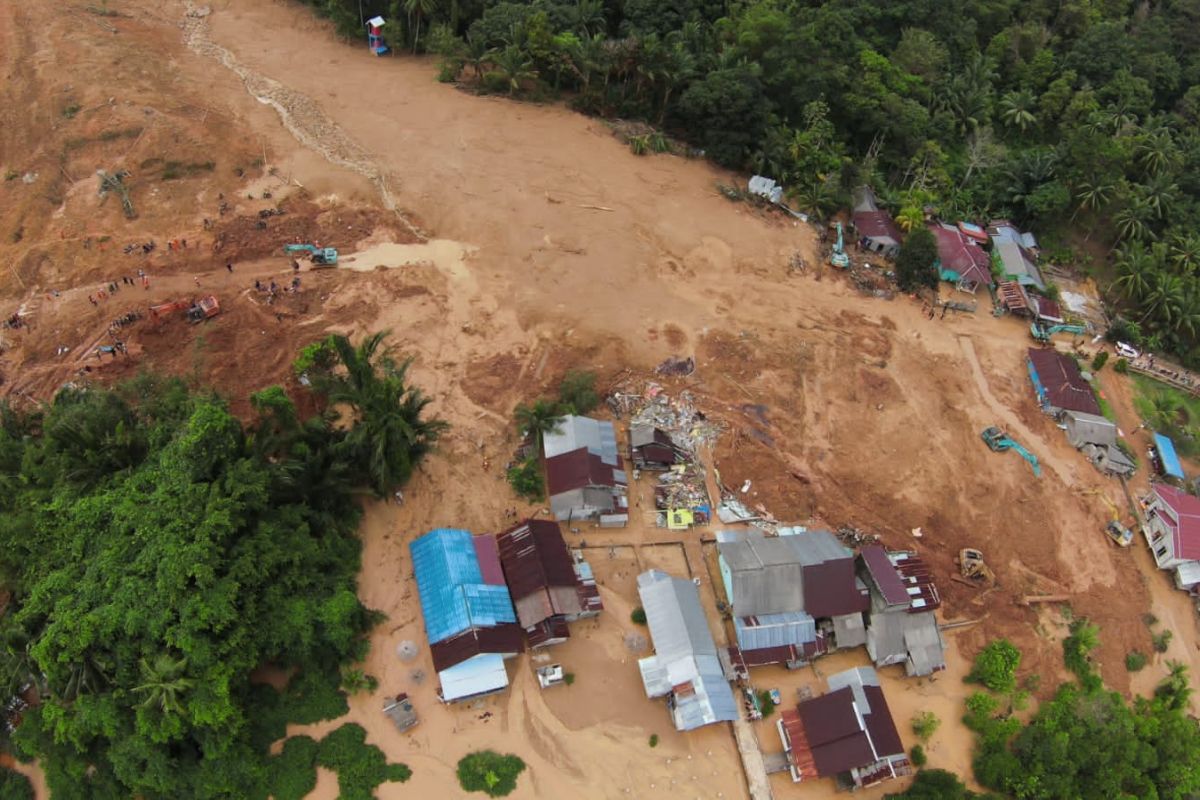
[{"x1": 2, "y1": 1, "x2": 1198, "y2": 798}]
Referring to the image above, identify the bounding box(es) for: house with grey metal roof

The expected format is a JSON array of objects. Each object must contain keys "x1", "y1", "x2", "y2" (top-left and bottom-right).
[
  {"x1": 989, "y1": 220, "x2": 1046, "y2": 290},
  {"x1": 543, "y1": 415, "x2": 621, "y2": 465},
  {"x1": 636, "y1": 570, "x2": 739, "y2": 731},
  {"x1": 857, "y1": 547, "x2": 945, "y2": 677},
  {"x1": 717, "y1": 529, "x2": 869, "y2": 668},
  {"x1": 1063, "y1": 411, "x2": 1117, "y2": 449}
]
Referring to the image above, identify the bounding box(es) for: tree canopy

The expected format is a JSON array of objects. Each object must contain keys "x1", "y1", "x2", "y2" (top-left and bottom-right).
[
  {"x1": 0, "y1": 333, "x2": 439, "y2": 798},
  {"x1": 963, "y1": 627, "x2": 1200, "y2": 800}
]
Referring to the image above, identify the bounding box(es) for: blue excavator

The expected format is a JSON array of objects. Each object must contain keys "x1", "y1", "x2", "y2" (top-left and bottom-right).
[
  {"x1": 1030, "y1": 321, "x2": 1086, "y2": 343},
  {"x1": 830, "y1": 222, "x2": 851, "y2": 269},
  {"x1": 981, "y1": 426, "x2": 1041, "y2": 478},
  {"x1": 284, "y1": 243, "x2": 339, "y2": 266}
]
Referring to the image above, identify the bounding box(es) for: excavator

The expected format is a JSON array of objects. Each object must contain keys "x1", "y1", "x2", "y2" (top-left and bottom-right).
[
  {"x1": 1080, "y1": 488, "x2": 1134, "y2": 547},
  {"x1": 981, "y1": 426, "x2": 1042, "y2": 477},
  {"x1": 830, "y1": 222, "x2": 851, "y2": 269},
  {"x1": 1030, "y1": 321, "x2": 1087, "y2": 343},
  {"x1": 284, "y1": 243, "x2": 338, "y2": 266}
]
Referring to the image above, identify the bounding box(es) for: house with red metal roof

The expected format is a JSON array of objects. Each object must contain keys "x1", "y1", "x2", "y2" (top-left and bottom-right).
[
  {"x1": 857, "y1": 547, "x2": 945, "y2": 676},
  {"x1": 851, "y1": 186, "x2": 903, "y2": 259},
  {"x1": 777, "y1": 666, "x2": 910, "y2": 789},
  {"x1": 1144, "y1": 484, "x2": 1200, "y2": 592},
  {"x1": 543, "y1": 415, "x2": 628, "y2": 523},
  {"x1": 496, "y1": 519, "x2": 602, "y2": 648},
  {"x1": 1026, "y1": 347, "x2": 1101, "y2": 417},
  {"x1": 930, "y1": 221, "x2": 992, "y2": 294}
]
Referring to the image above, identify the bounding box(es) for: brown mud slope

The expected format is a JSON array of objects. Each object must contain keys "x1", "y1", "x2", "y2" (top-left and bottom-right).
[{"x1": 2, "y1": 0, "x2": 1199, "y2": 798}]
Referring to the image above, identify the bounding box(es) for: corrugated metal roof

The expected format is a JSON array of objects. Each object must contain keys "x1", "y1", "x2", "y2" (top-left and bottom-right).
[
  {"x1": 860, "y1": 546, "x2": 909, "y2": 607},
  {"x1": 866, "y1": 611, "x2": 907, "y2": 665},
  {"x1": 429, "y1": 624, "x2": 525, "y2": 672},
  {"x1": 438, "y1": 653, "x2": 509, "y2": 703},
  {"x1": 734, "y1": 611, "x2": 816, "y2": 650},
  {"x1": 789, "y1": 530, "x2": 853, "y2": 566},
  {"x1": 797, "y1": 687, "x2": 876, "y2": 775},
  {"x1": 1154, "y1": 433, "x2": 1185, "y2": 479},
  {"x1": 543, "y1": 415, "x2": 620, "y2": 466},
  {"x1": 1027, "y1": 348, "x2": 1101, "y2": 416},
  {"x1": 545, "y1": 447, "x2": 624, "y2": 494},
  {"x1": 1063, "y1": 411, "x2": 1116, "y2": 448},
  {"x1": 410, "y1": 529, "x2": 517, "y2": 644},
  {"x1": 637, "y1": 570, "x2": 738, "y2": 731},
  {"x1": 638, "y1": 570, "x2": 717, "y2": 660},
  {"x1": 902, "y1": 615, "x2": 946, "y2": 677}
]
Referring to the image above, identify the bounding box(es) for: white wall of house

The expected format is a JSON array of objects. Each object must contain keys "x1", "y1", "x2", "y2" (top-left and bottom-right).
[{"x1": 1145, "y1": 495, "x2": 1197, "y2": 571}]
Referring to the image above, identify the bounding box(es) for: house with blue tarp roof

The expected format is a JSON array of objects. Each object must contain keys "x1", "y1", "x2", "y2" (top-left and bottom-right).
[
  {"x1": 1153, "y1": 433, "x2": 1185, "y2": 480},
  {"x1": 409, "y1": 528, "x2": 524, "y2": 702}
]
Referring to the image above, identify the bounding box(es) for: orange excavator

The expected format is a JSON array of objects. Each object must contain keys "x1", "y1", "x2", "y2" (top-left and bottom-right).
[{"x1": 149, "y1": 296, "x2": 220, "y2": 324}]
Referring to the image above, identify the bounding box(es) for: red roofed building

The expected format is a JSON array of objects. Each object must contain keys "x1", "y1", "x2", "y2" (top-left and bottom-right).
[
  {"x1": 777, "y1": 667, "x2": 910, "y2": 788},
  {"x1": 545, "y1": 447, "x2": 628, "y2": 522},
  {"x1": 1145, "y1": 484, "x2": 1200, "y2": 592},
  {"x1": 1026, "y1": 348, "x2": 1101, "y2": 416},
  {"x1": 930, "y1": 221, "x2": 993, "y2": 293},
  {"x1": 496, "y1": 519, "x2": 603, "y2": 647}
]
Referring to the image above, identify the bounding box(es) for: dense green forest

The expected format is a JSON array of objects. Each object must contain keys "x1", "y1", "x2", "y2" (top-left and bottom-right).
[
  {"x1": 0, "y1": 333, "x2": 440, "y2": 798},
  {"x1": 307, "y1": 0, "x2": 1200, "y2": 362}
]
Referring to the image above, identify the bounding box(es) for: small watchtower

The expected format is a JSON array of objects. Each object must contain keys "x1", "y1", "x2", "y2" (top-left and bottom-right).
[{"x1": 366, "y1": 16, "x2": 389, "y2": 56}]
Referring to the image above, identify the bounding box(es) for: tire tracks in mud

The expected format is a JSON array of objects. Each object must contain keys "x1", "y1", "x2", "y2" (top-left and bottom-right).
[{"x1": 181, "y1": 4, "x2": 425, "y2": 240}]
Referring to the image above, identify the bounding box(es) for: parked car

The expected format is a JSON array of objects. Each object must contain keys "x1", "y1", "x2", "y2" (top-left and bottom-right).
[{"x1": 1116, "y1": 342, "x2": 1140, "y2": 359}]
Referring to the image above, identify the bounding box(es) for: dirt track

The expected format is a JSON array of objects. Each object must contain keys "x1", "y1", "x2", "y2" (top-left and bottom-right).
[{"x1": 2, "y1": 1, "x2": 1199, "y2": 798}]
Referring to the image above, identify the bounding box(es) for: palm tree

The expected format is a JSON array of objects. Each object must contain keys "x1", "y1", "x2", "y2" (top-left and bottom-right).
[
  {"x1": 1112, "y1": 241, "x2": 1156, "y2": 301},
  {"x1": 790, "y1": 178, "x2": 837, "y2": 220},
  {"x1": 464, "y1": 31, "x2": 491, "y2": 84},
  {"x1": 1113, "y1": 196, "x2": 1155, "y2": 243},
  {"x1": 133, "y1": 654, "x2": 192, "y2": 716},
  {"x1": 403, "y1": 0, "x2": 439, "y2": 53},
  {"x1": 999, "y1": 89, "x2": 1037, "y2": 132},
  {"x1": 491, "y1": 45, "x2": 538, "y2": 96},
  {"x1": 1140, "y1": 175, "x2": 1179, "y2": 221},
  {"x1": 1146, "y1": 390, "x2": 1183, "y2": 432},
  {"x1": 564, "y1": 0, "x2": 604, "y2": 37},
  {"x1": 1144, "y1": 272, "x2": 1186, "y2": 330},
  {"x1": 1169, "y1": 232, "x2": 1200, "y2": 274},
  {"x1": 323, "y1": 332, "x2": 448, "y2": 495},
  {"x1": 1072, "y1": 180, "x2": 1114, "y2": 221},
  {"x1": 1155, "y1": 661, "x2": 1193, "y2": 711},
  {"x1": 514, "y1": 399, "x2": 565, "y2": 448},
  {"x1": 1135, "y1": 130, "x2": 1174, "y2": 176},
  {"x1": 895, "y1": 205, "x2": 924, "y2": 232}
]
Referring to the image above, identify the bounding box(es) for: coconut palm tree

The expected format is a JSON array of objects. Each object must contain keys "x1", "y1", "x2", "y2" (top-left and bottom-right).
[
  {"x1": 1140, "y1": 174, "x2": 1179, "y2": 220},
  {"x1": 491, "y1": 45, "x2": 538, "y2": 96},
  {"x1": 1169, "y1": 232, "x2": 1200, "y2": 274},
  {"x1": 514, "y1": 399, "x2": 565, "y2": 448},
  {"x1": 403, "y1": 0, "x2": 439, "y2": 53},
  {"x1": 1113, "y1": 196, "x2": 1156, "y2": 243},
  {"x1": 895, "y1": 205, "x2": 925, "y2": 232},
  {"x1": 1072, "y1": 180, "x2": 1114, "y2": 221},
  {"x1": 323, "y1": 332, "x2": 448, "y2": 495},
  {"x1": 999, "y1": 89, "x2": 1037, "y2": 132},
  {"x1": 564, "y1": 0, "x2": 604, "y2": 37},
  {"x1": 133, "y1": 654, "x2": 192, "y2": 716},
  {"x1": 1135, "y1": 129, "x2": 1175, "y2": 176},
  {"x1": 1112, "y1": 241, "x2": 1158, "y2": 301}
]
